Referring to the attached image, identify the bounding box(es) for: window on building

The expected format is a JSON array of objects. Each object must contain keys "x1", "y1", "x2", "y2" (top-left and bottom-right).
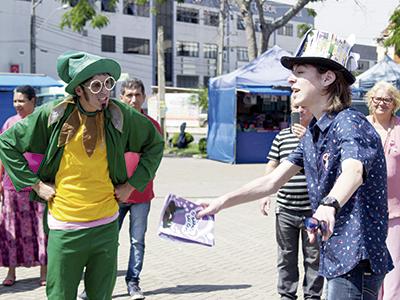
[
  {"x1": 101, "y1": 35, "x2": 116, "y2": 53},
  {"x1": 357, "y1": 60, "x2": 370, "y2": 71},
  {"x1": 204, "y1": 10, "x2": 219, "y2": 26},
  {"x1": 278, "y1": 23, "x2": 293, "y2": 36},
  {"x1": 203, "y1": 76, "x2": 211, "y2": 87},
  {"x1": 223, "y1": 48, "x2": 228, "y2": 62},
  {"x1": 123, "y1": 0, "x2": 150, "y2": 17},
  {"x1": 176, "y1": 7, "x2": 199, "y2": 24},
  {"x1": 123, "y1": 37, "x2": 150, "y2": 55},
  {"x1": 237, "y1": 47, "x2": 249, "y2": 62},
  {"x1": 286, "y1": 24, "x2": 293, "y2": 36},
  {"x1": 176, "y1": 41, "x2": 199, "y2": 57},
  {"x1": 101, "y1": 0, "x2": 116, "y2": 12},
  {"x1": 204, "y1": 44, "x2": 218, "y2": 59},
  {"x1": 237, "y1": 15, "x2": 245, "y2": 30},
  {"x1": 177, "y1": 75, "x2": 199, "y2": 88}
]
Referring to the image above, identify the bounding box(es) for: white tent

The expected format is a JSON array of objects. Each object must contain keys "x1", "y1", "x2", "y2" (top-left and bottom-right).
[{"x1": 354, "y1": 55, "x2": 400, "y2": 90}]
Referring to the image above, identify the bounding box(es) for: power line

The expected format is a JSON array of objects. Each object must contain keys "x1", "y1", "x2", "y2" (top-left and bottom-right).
[
  {"x1": 35, "y1": 22, "x2": 222, "y2": 69},
  {"x1": 36, "y1": 38, "x2": 155, "y2": 70}
]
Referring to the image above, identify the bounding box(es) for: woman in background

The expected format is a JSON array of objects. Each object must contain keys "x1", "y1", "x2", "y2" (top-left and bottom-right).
[
  {"x1": 366, "y1": 81, "x2": 400, "y2": 300},
  {"x1": 0, "y1": 85, "x2": 47, "y2": 286}
]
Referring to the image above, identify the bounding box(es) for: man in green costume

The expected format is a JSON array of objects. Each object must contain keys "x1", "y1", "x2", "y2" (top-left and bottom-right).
[{"x1": 0, "y1": 51, "x2": 164, "y2": 299}]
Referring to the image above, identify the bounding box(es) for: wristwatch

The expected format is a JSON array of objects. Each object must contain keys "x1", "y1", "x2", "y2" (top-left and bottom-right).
[{"x1": 320, "y1": 196, "x2": 341, "y2": 215}]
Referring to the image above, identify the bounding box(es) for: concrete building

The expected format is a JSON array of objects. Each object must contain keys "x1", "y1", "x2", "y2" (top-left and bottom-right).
[
  {"x1": 353, "y1": 43, "x2": 378, "y2": 74},
  {"x1": 172, "y1": 0, "x2": 314, "y2": 88},
  {"x1": 1, "y1": 0, "x2": 154, "y2": 90},
  {"x1": 1, "y1": 0, "x2": 316, "y2": 91},
  {"x1": 1, "y1": 0, "x2": 376, "y2": 91}
]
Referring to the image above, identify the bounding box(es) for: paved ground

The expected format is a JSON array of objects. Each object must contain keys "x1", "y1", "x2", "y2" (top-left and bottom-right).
[{"x1": 0, "y1": 157, "x2": 309, "y2": 300}]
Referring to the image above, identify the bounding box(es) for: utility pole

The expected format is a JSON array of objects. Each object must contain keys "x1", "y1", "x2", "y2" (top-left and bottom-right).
[
  {"x1": 217, "y1": 0, "x2": 226, "y2": 76},
  {"x1": 157, "y1": 25, "x2": 167, "y2": 144},
  {"x1": 30, "y1": 0, "x2": 42, "y2": 73},
  {"x1": 226, "y1": 5, "x2": 230, "y2": 74}
]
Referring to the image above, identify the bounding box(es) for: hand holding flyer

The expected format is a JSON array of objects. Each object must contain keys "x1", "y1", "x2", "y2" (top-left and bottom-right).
[{"x1": 158, "y1": 194, "x2": 215, "y2": 247}]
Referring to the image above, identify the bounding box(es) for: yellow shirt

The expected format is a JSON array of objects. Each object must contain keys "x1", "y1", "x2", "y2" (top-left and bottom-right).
[{"x1": 50, "y1": 119, "x2": 118, "y2": 222}]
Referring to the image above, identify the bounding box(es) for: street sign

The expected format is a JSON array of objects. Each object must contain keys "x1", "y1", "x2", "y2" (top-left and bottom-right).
[{"x1": 10, "y1": 64, "x2": 20, "y2": 73}]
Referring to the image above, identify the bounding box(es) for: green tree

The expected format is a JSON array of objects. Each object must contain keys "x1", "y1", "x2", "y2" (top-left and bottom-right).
[
  {"x1": 59, "y1": 0, "x2": 116, "y2": 31},
  {"x1": 58, "y1": 1, "x2": 318, "y2": 61},
  {"x1": 194, "y1": 87, "x2": 209, "y2": 112},
  {"x1": 384, "y1": 6, "x2": 400, "y2": 56},
  {"x1": 297, "y1": 23, "x2": 313, "y2": 38},
  {"x1": 235, "y1": 0, "x2": 319, "y2": 60},
  {"x1": 58, "y1": 0, "x2": 183, "y2": 32},
  {"x1": 189, "y1": 87, "x2": 208, "y2": 113}
]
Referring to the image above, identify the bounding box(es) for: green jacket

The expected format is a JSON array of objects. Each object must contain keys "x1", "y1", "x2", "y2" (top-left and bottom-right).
[{"x1": 0, "y1": 97, "x2": 164, "y2": 203}]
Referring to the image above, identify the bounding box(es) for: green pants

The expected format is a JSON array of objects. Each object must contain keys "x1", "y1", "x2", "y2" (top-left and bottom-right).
[{"x1": 46, "y1": 220, "x2": 119, "y2": 300}]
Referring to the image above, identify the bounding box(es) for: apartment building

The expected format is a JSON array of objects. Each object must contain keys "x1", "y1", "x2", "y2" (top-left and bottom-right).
[{"x1": 6, "y1": 0, "x2": 372, "y2": 92}]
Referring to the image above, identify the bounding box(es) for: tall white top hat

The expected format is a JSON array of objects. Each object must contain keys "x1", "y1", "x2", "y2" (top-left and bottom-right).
[{"x1": 281, "y1": 29, "x2": 359, "y2": 84}]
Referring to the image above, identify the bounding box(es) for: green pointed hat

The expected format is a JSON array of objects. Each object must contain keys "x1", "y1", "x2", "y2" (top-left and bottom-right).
[{"x1": 57, "y1": 51, "x2": 121, "y2": 95}]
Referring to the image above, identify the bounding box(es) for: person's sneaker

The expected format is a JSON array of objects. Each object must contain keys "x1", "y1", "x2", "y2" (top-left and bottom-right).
[
  {"x1": 78, "y1": 289, "x2": 88, "y2": 300},
  {"x1": 127, "y1": 282, "x2": 145, "y2": 300}
]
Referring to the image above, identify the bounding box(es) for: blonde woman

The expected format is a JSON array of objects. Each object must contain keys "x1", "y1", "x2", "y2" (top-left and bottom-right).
[{"x1": 366, "y1": 81, "x2": 400, "y2": 300}]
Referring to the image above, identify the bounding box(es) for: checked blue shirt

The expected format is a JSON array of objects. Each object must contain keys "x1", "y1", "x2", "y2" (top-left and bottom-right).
[{"x1": 287, "y1": 108, "x2": 393, "y2": 278}]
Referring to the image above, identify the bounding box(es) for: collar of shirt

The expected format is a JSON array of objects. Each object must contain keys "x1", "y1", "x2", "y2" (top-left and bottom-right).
[{"x1": 309, "y1": 113, "x2": 337, "y2": 143}]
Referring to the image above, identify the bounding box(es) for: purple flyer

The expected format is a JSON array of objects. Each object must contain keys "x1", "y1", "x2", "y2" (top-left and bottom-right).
[{"x1": 158, "y1": 194, "x2": 215, "y2": 247}]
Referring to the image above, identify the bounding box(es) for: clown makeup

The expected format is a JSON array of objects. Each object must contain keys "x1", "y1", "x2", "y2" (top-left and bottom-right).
[{"x1": 78, "y1": 74, "x2": 113, "y2": 112}]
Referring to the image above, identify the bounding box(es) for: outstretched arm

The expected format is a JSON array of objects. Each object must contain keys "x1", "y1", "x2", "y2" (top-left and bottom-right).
[{"x1": 197, "y1": 160, "x2": 301, "y2": 217}]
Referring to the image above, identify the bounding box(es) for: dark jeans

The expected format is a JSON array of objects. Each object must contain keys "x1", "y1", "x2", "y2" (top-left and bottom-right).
[
  {"x1": 118, "y1": 202, "x2": 151, "y2": 285},
  {"x1": 327, "y1": 260, "x2": 385, "y2": 300},
  {"x1": 276, "y1": 206, "x2": 324, "y2": 300}
]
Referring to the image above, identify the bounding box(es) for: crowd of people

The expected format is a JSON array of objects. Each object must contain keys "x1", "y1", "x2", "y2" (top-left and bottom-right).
[{"x1": 0, "y1": 29, "x2": 399, "y2": 300}]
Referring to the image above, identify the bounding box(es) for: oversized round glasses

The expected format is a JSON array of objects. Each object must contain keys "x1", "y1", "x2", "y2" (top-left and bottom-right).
[
  {"x1": 303, "y1": 217, "x2": 327, "y2": 235},
  {"x1": 84, "y1": 76, "x2": 116, "y2": 94},
  {"x1": 371, "y1": 97, "x2": 393, "y2": 105}
]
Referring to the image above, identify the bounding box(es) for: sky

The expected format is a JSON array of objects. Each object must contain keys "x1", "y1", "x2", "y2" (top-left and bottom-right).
[{"x1": 281, "y1": 0, "x2": 399, "y2": 46}]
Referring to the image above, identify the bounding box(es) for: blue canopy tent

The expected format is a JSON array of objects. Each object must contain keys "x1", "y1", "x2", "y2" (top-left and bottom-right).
[
  {"x1": 207, "y1": 45, "x2": 292, "y2": 163},
  {"x1": 0, "y1": 73, "x2": 62, "y2": 126}
]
